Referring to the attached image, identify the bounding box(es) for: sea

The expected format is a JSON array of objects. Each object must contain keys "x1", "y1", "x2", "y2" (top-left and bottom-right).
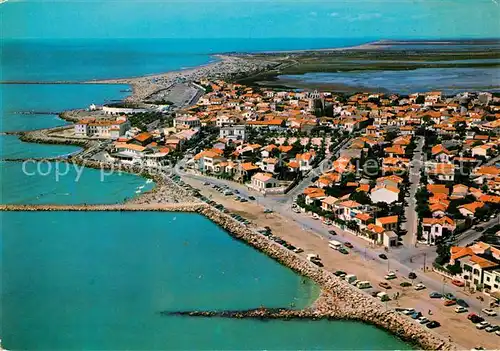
[{"x1": 0, "y1": 38, "x2": 414, "y2": 350}]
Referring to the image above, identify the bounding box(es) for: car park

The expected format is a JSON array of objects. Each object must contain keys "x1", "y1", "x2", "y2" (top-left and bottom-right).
[{"x1": 482, "y1": 308, "x2": 497, "y2": 316}]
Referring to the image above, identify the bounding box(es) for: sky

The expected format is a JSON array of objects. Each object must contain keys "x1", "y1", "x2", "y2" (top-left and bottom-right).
[{"x1": 1, "y1": 0, "x2": 500, "y2": 39}]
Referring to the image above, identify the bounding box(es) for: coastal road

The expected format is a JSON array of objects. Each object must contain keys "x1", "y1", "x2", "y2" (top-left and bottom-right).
[{"x1": 402, "y1": 136, "x2": 424, "y2": 248}]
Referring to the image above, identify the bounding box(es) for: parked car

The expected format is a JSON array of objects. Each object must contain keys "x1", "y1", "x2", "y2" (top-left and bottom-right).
[
  {"x1": 429, "y1": 292, "x2": 442, "y2": 298},
  {"x1": 468, "y1": 313, "x2": 485, "y2": 324},
  {"x1": 451, "y1": 279, "x2": 465, "y2": 287},
  {"x1": 344, "y1": 242, "x2": 354, "y2": 249},
  {"x1": 378, "y1": 253, "x2": 388, "y2": 260},
  {"x1": 444, "y1": 299, "x2": 456, "y2": 306},
  {"x1": 402, "y1": 308, "x2": 416, "y2": 315},
  {"x1": 263, "y1": 209, "x2": 273, "y2": 213},
  {"x1": 338, "y1": 248, "x2": 349, "y2": 255},
  {"x1": 455, "y1": 306, "x2": 468, "y2": 313},
  {"x1": 418, "y1": 316, "x2": 430, "y2": 324},
  {"x1": 456, "y1": 299, "x2": 469, "y2": 308},
  {"x1": 411, "y1": 311, "x2": 422, "y2": 319},
  {"x1": 408, "y1": 272, "x2": 417, "y2": 280},
  {"x1": 203, "y1": 181, "x2": 210, "y2": 185},
  {"x1": 485, "y1": 325, "x2": 499, "y2": 333},
  {"x1": 385, "y1": 272, "x2": 397, "y2": 280},
  {"x1": 334, "y1": 270, "x2": 346, "y2": 277},
  {"x1": 482, "y1": 308, "x2": 497, "y2": 316},
  {"x1": 426, "y1": 321, "x2": 441, "y2": 329},
  {"x1": 414, "y1": 283, "x2": 426, "y2": 291},
  {"x1": 379, "y1": 282, "x2": 391, "y2": 289},
  {"x1": 443, "y1": 293, "x2": 456, "y2": 301},
  {"x1": 248, "y1": 196, "x2": 256, "y2": 200},
  {"x1": 328, "y1": 230, "x2": 337, "y2": 235},
  {"x1": 476, "y1": 321, "x2": 490, "y2": 330}
]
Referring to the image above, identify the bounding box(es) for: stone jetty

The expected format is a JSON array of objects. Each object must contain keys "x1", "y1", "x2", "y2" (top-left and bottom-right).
[{"x1": 0, "y1": 203, "x2": 206, "y2": 212}]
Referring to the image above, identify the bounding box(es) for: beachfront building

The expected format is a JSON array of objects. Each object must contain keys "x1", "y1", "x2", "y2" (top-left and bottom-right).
[
  {"x1": 74, "y1": 116, "x2": 130, "y2": 139},
  {"x1": 421, "y1": 216, "x2": 456, "y2": 245},
  {"x1": 251, "y1": 172, "x2": 279, "y2": 192}
]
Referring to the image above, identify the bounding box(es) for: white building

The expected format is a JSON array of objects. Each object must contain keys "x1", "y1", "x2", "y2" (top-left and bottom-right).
[
  {"x1": 74, "y1": 116, "x2": 130, "y2": 139},
  {"x1": 251, "y1": 172, "x2": 278, "y2": 191},
  {"x1": 220, "y1": 125, "x2": 246, "y2": 141},
  {"x1": 174, "y1": 116, "x2": 201, "y2": 129},
  {"x1": 370, "y1": 186, "x2": 399, "y2": 204}
]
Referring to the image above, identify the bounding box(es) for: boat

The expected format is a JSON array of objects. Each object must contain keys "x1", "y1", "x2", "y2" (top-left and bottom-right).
[
  {"x1": 146, "y1": 179, "x2": 153, "y2": 183},
  {"x1": 135, "y1": 190, "x2": 141, "y2": 194}
]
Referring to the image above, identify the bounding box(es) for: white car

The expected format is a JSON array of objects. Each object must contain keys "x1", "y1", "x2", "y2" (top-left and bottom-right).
[
  {"x1": 455, "y1": 306, "x2": 468, "y2": 313},
  {"x1": 402, "y1": 308, "x2": 416, "y2": 315},
  {"x1": 417, "y1": 316, "x2": 429, "y2": 324},
  {"x1": 485, "y1": 325, "x2": 499, "y2": 333},
  {"x1": 476, "y1": 321, "x2": 490, "y2": 330},
  {"x1": 414, "y1": 283, "x2": 426, "y2": 290},
  {"x1": 481, "y1": 308, "x2": 497, "y2": 316},
  {"x1": 385, "y1": 272, "x2": 397, "y2": 280}
]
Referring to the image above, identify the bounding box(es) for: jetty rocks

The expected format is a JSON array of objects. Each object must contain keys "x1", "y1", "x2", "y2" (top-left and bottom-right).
[{"x1": 199, "y1": 207, "x2": 456, "y2": 350}]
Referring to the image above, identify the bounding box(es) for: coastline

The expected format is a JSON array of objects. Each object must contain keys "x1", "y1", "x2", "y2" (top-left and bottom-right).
[{"x1": 4, "y1": 38, "x2": 498, "y2": 349}]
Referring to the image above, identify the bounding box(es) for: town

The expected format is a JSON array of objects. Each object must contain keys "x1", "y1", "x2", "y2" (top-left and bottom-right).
[{"x1": 64, "y1": 80, "x2": 500, "y2": 347}]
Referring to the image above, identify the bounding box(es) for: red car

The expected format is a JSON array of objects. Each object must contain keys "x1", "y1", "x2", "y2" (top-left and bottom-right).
[
  {"x1": 344, "y1": 242, "x2": 354, "y2": 249},
  {"x1": 451, "y1": 279, "x2": 465, "y2": 287},
  {"x1": 444, "y1": 299, "x2": 456, "y2": 306}
]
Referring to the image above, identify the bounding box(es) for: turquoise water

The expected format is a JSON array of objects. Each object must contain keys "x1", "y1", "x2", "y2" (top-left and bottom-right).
[
  {"x1": 0, "y1": 161, "x2": 153, "y2": 204},
  {"x1": 0, "y1": 84, "x2": 129, "y2": 132},
  {"x1": 0, "y1": 211, "x2": 410, "y2": 350},
  {"x1": 0, "y1": 135, "x2": 81, "y2": 159}
]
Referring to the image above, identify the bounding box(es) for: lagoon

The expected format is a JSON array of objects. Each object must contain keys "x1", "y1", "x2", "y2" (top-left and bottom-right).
[{"x1": 0, "y1": 211, "x2": 411, "y2": 350}]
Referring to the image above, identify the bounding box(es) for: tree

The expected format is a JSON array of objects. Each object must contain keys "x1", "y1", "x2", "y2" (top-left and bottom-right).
[
  {"x1": 350, "y1": 191, "x2": 372, "y2": 205},
  {"x1": 446, "y1": 262, "x2": 463, "y2": 275}
]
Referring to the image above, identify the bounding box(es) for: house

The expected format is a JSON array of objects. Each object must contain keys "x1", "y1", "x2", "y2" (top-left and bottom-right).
[
  {"x1": 370, "y1": 186, "x2": 399, "y2": 204},
  {"x1": 294, "y1": 151, "x2": 316, "y2": 172},
  {"x1": 260, "y1": 158, "x2": 279, "y2": 174},
  {"x1": 321, "y1": 196, "x2": 339, "y2": 212},
  {"x1": 471, "y1": 144, "x2": 492, "y2": 158},
  {"x1": 336, "y1": 200, "x2": 362, "y2": 221},
  {"x1": 376, "y1": 175, "x2": 404, "y2": 189},
  {"x1": 220, "y1": 125, "x2": 246, "y2": 141},
  {"x1": 251, "y1": 172, "x2": 279, "y2": 192},
  {"x1": 304, "y1": 187, "x2": 326, "y2": 205},
  {"x1": 450, "y1": 184, "x2": 469, "y2": 200},
  {"x1": 174, "y1": 116, "x2": 201, "y2": 129},
  {"x1": 449, "y1": 242, "x2": 500, "y2": 290},
  {"x1": 427, "y1": 163, "x2": 455, "y2": 182},
  {"x1": 376, "y1": 216, "x2": 398, "y2": 232},
  {"x1": 427, "y1": 184, "x2": 450, "y2": 196},
  {"x1": 458, "y1": 201, "x2": 485, "y2": 217},
  {"x1": 74, "y1": 116, "x2": 130, "y2": 139},
  {"x1": 431, "y1": 144, "x2": 452, "y2": 163},
  {"x1": 354, "y1": 212, "x2": 372, "y2": 229},
  {"x1": 421, "y1": 216, "x2": 456, "y2": 245}
]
